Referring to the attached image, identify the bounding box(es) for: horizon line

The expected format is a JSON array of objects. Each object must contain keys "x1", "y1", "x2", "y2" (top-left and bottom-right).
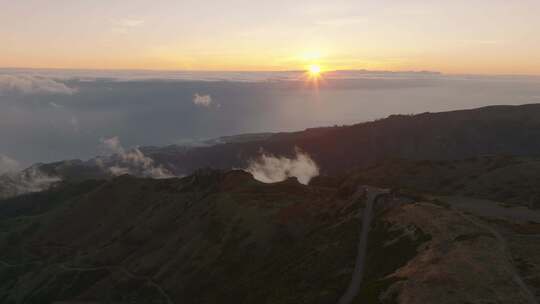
[{"x1": 2, "y1": 66, "x2": 540, "y2": 78}]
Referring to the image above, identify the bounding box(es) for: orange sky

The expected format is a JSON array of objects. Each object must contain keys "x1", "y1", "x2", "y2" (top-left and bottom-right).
[{"x1": 2, "y1": 0, "x2": 540, "y2": 74}]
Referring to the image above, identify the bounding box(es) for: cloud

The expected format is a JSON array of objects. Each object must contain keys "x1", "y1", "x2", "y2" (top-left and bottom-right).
[
  {"x1": 193, "y1": 93, "x2": 213, "y2": 107},
  {"x1": 0, "y1": 155, "x2": 20, "y2": 175},
  {"x1": 0, "y1": 68, "x2": 455, "y2": 83},
  {"x1": 0, "y1": 166, "x2": 61, "y2": 199},
  {"x1": 14, "y1": 168, "x2": 61, "y2": 193},
  {"x1": 49, "y1": 102, "x2": 64, "y2": 108},
  {"x1": 0, "y1": 75, "x2": 75, "y2": 96},
  {"x1": 245, "y1": 148, "x2": 320, "y2": 185},
  {"x1": 0, "y1": 75, "x2": 77, "y2": 96},
  {"x1": 101, "y1": 136, "x2": 125, "y2": 154},
  {"x1": 99, "y1": 136, "x2": 173, "y2": 179}
]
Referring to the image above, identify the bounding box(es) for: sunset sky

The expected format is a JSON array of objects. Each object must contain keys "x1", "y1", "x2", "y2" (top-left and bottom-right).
[{"x1": 2, "y1": 0, "x2": 540, "y2": 74}]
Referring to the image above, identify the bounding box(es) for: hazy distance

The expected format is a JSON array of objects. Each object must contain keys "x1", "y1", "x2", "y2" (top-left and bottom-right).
[{"x1": 1, "y1": 69, "x2": 539, "y2": 167}]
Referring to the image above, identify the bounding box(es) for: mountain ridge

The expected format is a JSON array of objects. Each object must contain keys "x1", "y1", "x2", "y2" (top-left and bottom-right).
[{"x1": 1, "y1": 168, "x2": 538, "y2": 303}]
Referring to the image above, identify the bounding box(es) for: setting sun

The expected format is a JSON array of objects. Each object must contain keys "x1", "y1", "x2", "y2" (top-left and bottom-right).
[
  {"x1": 308, "y1": 64, "x2": 321, "y2": 78},
  {"x1": 308, "y1": 65, "x2": 322, "y2": 77}
]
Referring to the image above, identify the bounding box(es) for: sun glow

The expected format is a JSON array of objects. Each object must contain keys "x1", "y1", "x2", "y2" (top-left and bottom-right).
[
  {"x1": 305, "y1": 64, "x2": 325, "y2": 90},
  {"x1": 308, "y1": 64, "x2": 322, "y2": 77}
]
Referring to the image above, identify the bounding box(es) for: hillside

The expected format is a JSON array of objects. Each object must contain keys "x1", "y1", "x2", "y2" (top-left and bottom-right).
[
  {"x1": 0, "y1": 170, "x2": 538, "y2": 303},
  {"x1": 344, "y1": 155, "x2": 540, "y2": 209},
  {"x1": 145, "y1": 103, "x2": 540, "y2": 176},
  {"x1": 15, "y1": 103, "x2": 540, "y2": 184},
  {"x1": 0, "y1": 170, "x2": 358, "y2": 303},
  {"x1": 1, "y1": 104, "x2": 540, "y2": 303}
]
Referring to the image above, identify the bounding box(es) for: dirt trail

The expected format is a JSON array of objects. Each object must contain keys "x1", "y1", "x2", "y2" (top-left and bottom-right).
[
  {"x1": 337, "y1": 186, "x2": 389, "y2": 304},
  {"x1": 455, "y1": 210, "x2": 539, "y2": 304}
]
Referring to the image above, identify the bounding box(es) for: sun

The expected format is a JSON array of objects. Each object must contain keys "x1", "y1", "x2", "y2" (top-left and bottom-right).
[{"x1": 308, "y1": 64, "x2": 322, "y2": 77}]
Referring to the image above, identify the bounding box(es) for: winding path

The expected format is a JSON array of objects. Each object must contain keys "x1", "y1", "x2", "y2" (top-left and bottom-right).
[
  {"x1": 337, "y1": 186, "x2": 390, "y2": 304},
  {"x1": 455, "y1": 210, "x2": 539, "y2": 304}
]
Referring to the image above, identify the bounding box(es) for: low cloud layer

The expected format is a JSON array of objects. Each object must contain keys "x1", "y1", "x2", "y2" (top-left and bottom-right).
[
  {"x1": 245, "y1": 149, "x2": 320, "y2": 185},
  {"x1": 0, "y1": 68, "x2": 451, "y2": 83},
  {"x1": 0, "y1": 166, "x2": 62, "y2": 199},
  {"x1": 99, "y1": 136, "x2": 173, "y2": 179},
  {"x1": 0, "y1": 75, "x2": 77, "y2": 96},
  {"x1": 0, "y1": 154, "x2": 20, "y2": 175},
  {"x1": 1, "y1": 68, "x2": 540, "y2": 167},
  {"x1": 193, "y1": 93, "x2": 213, "y2": 107}
]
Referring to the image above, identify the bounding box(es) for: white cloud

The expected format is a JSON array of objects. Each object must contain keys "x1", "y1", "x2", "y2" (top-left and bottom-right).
[
  {"x1": 15, "y1": 168, "x2": 61, "y2": 193},
  {"x1": 101, "y1": 136, "x2": 125, "y2": 154},
  {"x1": 245, "y1": 148, "x2": 320, "y2": 185},
  {"x1": 108, "y1": 166, "x2": 131, "y2": 176},
  {"x1": 0, "y1": 166, "x2": 61, "y2": 199},
  {"x1": 0, "y1": 75, "x2": 77, "y2": 96},
  {"x1": 193, "y1": 93, "x2": 213, "y2": 107},
  {"x1": 100, "y1": 136, "x2": 173, "y2": 179},
  {"x1": 49, "y1": 102, "x2": 64, "y2": 108},
  {"x1": 0, "y1": 155, "x2": 20, "y2": 175}
]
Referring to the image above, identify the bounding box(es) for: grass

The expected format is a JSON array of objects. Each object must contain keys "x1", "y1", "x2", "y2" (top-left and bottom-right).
[{"x1": 352, "y1": 219, "x2": 432, "y2": 304}]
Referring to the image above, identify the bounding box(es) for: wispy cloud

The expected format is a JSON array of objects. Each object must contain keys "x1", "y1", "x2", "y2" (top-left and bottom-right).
[
  {"x1": 0, "y1": 164, "x2": 61, "y2": 199},
  {"x1": 0, "y1": 68, "x2": 451, "y2": 83},
  {"x1": 0, "y1": 154, "x2": 20, "y2": 175},
  {"x1": 101, "y1": 136, "x2": 125, "y2": 154},
  {"x1": 49, "y1": 102, "x2": 64, "y2": 108},
  {"x1": 99, "y1": 136, "x2": 173, "y2": 179},
  {"x1": 193, "y1": 93, "x2": 213, "y2": 107},
  {"x1": 0, "y1": 75, "x2": 77, "y2": 96},
  {"x1": 245, "y1": 148, "x2": 320, "y2": 185}
]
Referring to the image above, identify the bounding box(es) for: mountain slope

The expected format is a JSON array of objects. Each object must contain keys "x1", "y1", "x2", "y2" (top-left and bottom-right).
[
  {"x1": 5, "y1": 103, "x2": 540, "y2": 194},
  {"x1": 0, "y1": 170, "x2": 361, "y2": 303},
  {"x1": 0, "y1": 169, "x2": 538, "y2": 303},
  {"x1": 344, "y1": 155, "x2": 540, "y2": 208},
  {"x1": 146, "y1": 103, "x2": 540, "y2": 175}
]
